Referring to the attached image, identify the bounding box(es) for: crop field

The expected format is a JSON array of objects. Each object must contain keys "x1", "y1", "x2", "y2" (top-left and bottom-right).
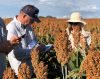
[{"x1": 3, "y1": 18, "x2": 100, "y2": 79}]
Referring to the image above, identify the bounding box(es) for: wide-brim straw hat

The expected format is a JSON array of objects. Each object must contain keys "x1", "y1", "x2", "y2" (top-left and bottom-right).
[{"x1": 67, "y1": 12, "x2": 86, "y2": 25}]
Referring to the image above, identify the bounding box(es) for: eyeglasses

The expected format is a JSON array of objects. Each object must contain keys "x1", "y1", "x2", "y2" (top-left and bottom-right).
[{"x1": 69, "y1": 22, "x2": 83, "y2": 26}]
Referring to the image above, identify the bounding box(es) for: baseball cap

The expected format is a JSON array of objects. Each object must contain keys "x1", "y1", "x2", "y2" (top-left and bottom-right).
[{"x1": 20, "y1": 5, "x2": 41, "y2": 23}]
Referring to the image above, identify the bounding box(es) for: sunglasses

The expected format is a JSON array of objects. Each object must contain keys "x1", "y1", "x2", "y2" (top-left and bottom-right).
[{"x1": 69, "y1": 22, "x2": 83, "y2": 26}]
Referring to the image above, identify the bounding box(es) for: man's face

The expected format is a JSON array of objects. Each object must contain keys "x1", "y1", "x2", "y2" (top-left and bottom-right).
[{"x1": 22, "y1": 14, "x2": 34, "y2": 26}]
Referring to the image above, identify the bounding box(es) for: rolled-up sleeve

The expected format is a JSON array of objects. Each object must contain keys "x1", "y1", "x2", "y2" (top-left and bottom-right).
[{"x1": 6, "y1": 23, "x2": 18, "y2": 40}]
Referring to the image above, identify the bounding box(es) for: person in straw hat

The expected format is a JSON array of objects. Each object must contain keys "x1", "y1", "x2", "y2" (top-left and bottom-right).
[{"x1": 66, "y1": 12, "x2": 91, "y2": 50}]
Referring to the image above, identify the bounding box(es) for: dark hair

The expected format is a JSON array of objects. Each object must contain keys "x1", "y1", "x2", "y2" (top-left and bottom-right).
[{"x1": 68, "y1": 22, "x2": 84, "y2": 26}]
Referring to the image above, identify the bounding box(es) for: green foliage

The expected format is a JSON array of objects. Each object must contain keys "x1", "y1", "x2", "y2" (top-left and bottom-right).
[{"x1": 35, "y1": 26, "x2": 100, "y2": 79}]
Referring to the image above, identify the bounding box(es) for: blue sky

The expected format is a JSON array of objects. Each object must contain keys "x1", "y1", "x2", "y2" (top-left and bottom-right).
[{"x1": 0, "y1": 0, "x2": 100, "y2": 18}]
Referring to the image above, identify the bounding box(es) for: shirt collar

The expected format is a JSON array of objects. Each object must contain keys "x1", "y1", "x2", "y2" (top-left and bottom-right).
[{"x1": 14, "y1": 16, "x2": 21, "y2": 24}]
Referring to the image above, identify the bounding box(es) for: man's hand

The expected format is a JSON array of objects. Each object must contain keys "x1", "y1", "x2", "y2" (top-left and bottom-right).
[
  {"x1": 35, "y1": 43, "x2": 45, "y2": 52},
  {"x1": 0, "y1": 36, "x2": 21, "y2": 54},
  {"x1": 9, "y1": 35, "x2": 21, "y2": 45}
]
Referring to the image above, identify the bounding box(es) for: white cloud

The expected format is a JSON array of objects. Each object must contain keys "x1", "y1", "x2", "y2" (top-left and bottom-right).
[
  {"x1": 78, "y1": 5, "x2": 99, "y2": 12},
  {"x1": 0, "y1": 0, "x2": 34, "y2": 6},
  {"x1": 57, "y1": 15, "x2": 68, "y2": 19},
  {"x1": 0, "y1": 0, "x2": 100, "y2": 18},
  {"x1": 40, "y1": 0, "x2": 48, "y2": 2},
  {"x1": 38, "y1": 0, "x2": 54, "y2": 6},
  {"x1": 92, "y1": 5, "x2": 99, "y2": 10},
  {"x1": 37, "y1": 0, "x2": 99, "y2": 11}
]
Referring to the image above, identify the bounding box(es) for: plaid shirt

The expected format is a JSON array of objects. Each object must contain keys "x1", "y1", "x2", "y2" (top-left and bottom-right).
[
  {"x1": 0, "y1": 17, "x2": 7, "y2": 78},
  {"x1": 0, "y1": 17, "x2": 7, "y2": 52}
]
